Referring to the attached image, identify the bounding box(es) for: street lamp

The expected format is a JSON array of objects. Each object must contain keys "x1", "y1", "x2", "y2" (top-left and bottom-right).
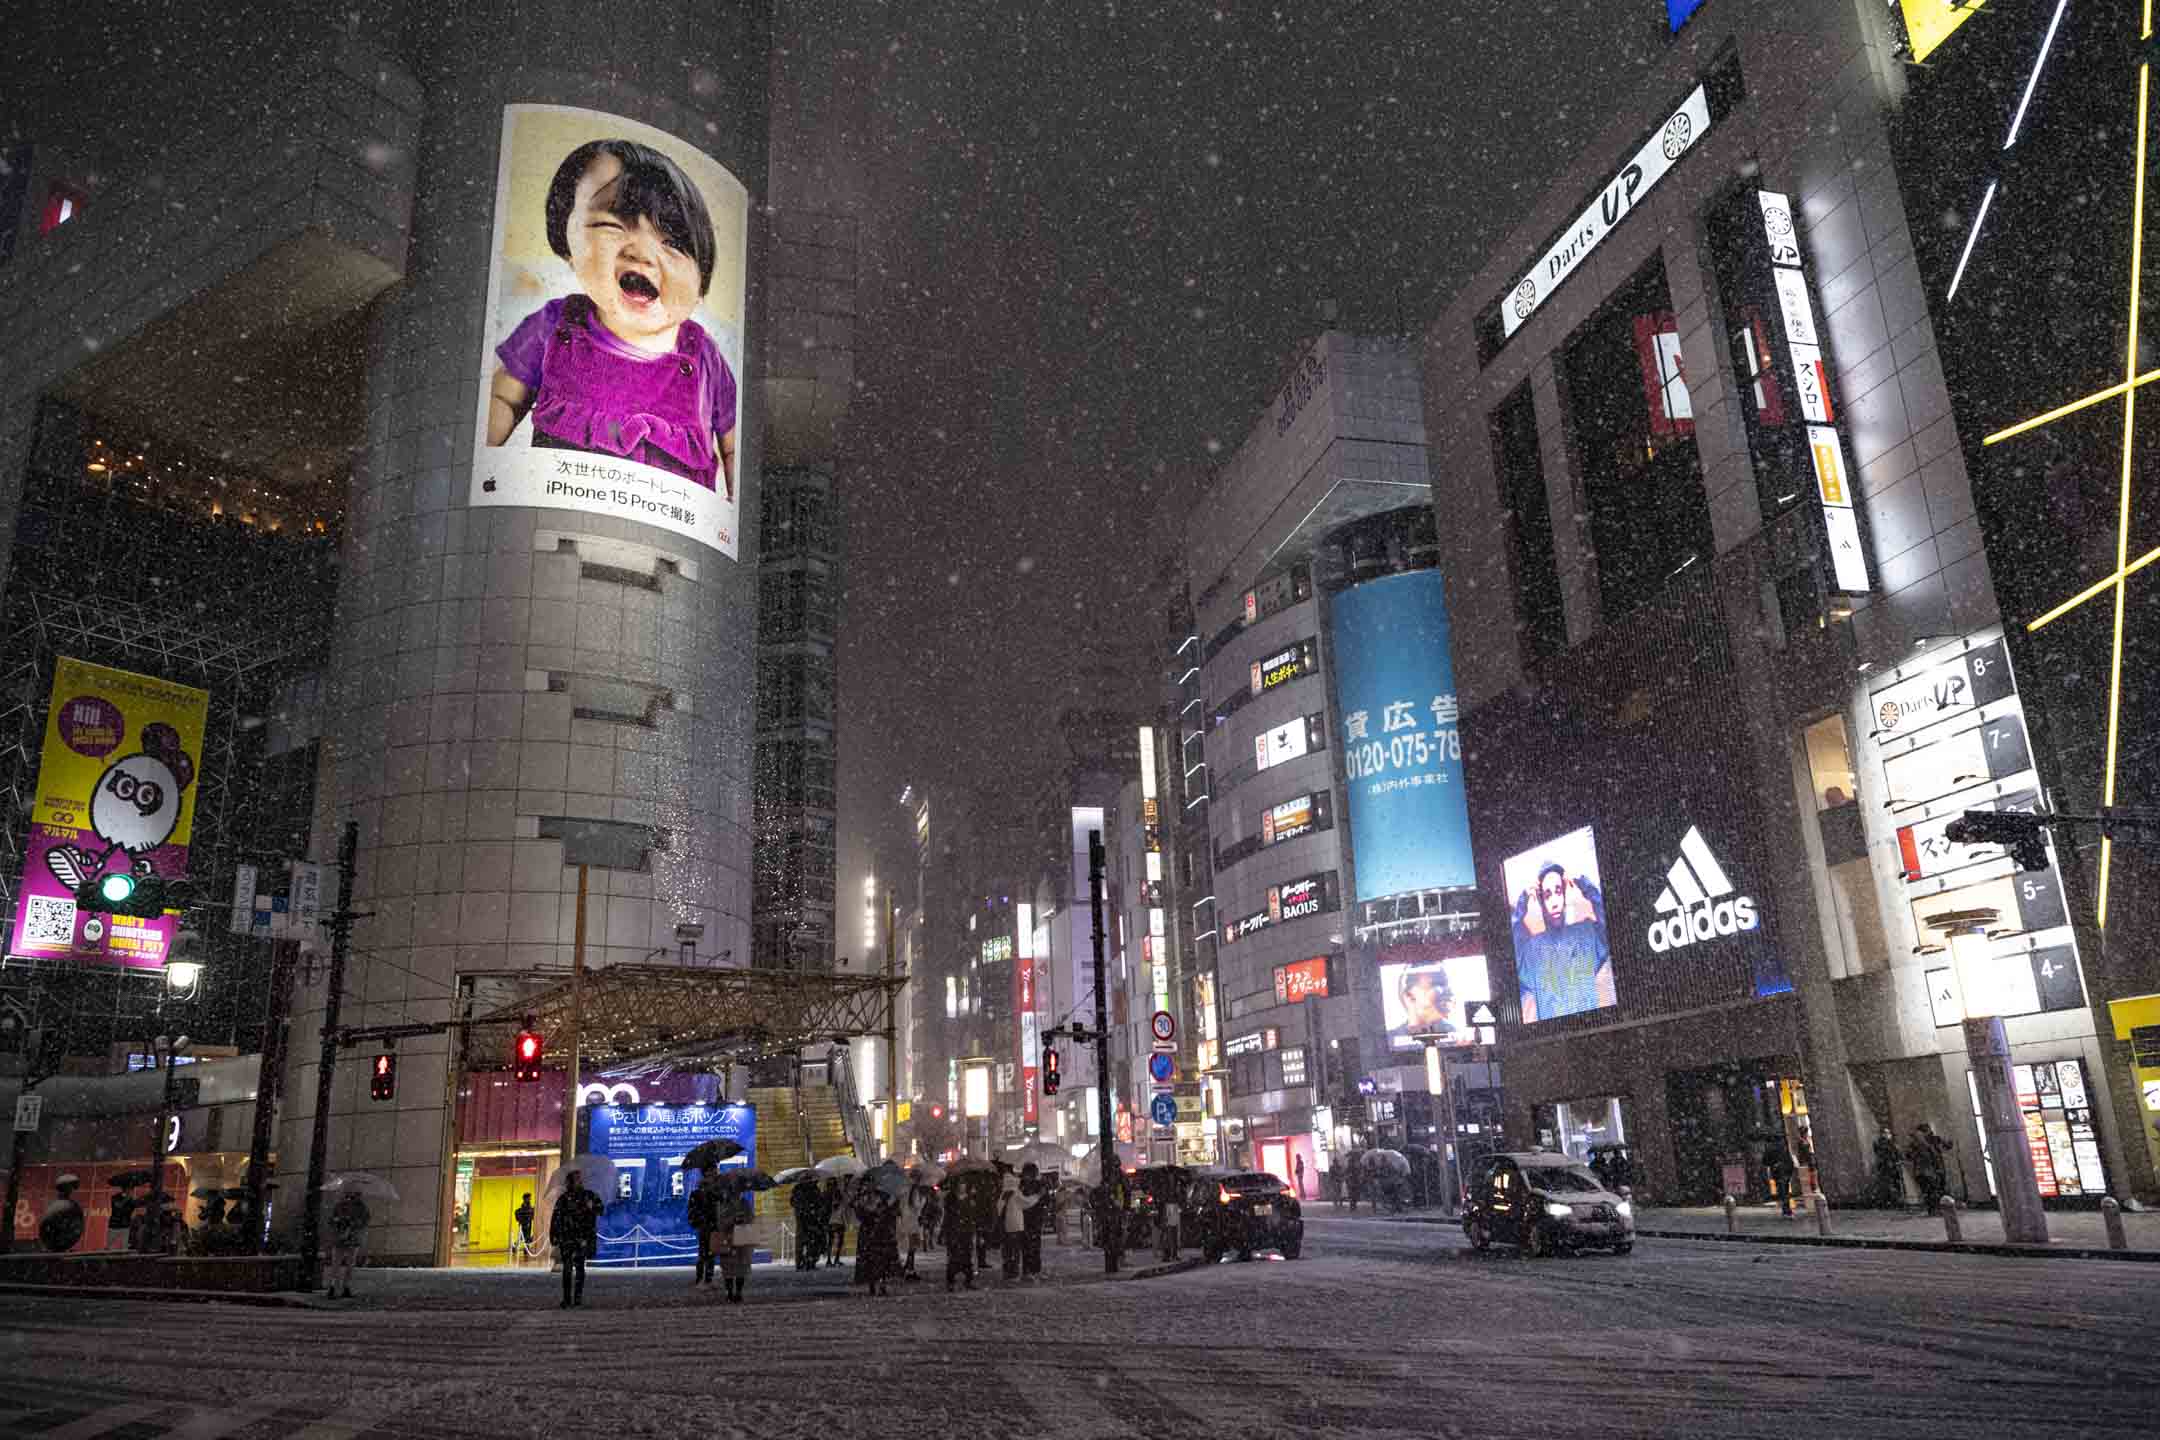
[
  {"x1": 1931, "y1": 906, "x2": 2049, "y2": 1245},
  {"x1": 1417, "y1": 1034, "x2": 1460, "y2": 1215},
  {"x1": 961, "y1": 1057, "x2": 992, "y2": 1159}
]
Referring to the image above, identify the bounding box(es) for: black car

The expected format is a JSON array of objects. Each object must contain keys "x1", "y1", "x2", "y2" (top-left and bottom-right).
[
  {"x1": 1461, "y1": 1152, "x2": 1634, "y2": 1257},
  {"x1": 1186, "y1": 1170, "x2": 1304, "y2": 1261}
]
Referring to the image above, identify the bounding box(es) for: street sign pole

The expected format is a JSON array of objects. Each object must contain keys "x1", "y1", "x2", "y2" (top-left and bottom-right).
[
  {"x1": 1088, "y1": 830, "x2": 1120, "y2": 1274},
  {"x1": 299, "y1": 820, "x2": 359, "y2": 1293}
]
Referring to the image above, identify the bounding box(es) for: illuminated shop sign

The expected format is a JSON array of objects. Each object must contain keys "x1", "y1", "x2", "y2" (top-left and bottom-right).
[
  {"x1": 1251, "y1": 637, "x2": 1319, "y2": 696},
  {"x1": 1894, "y1": 0, "x2": 1986, "y2": 63},
  {"x1": 1873, "y1": 638, "x2": 2014, "y2": 740},
  {"x1": 981, "y1": 935, "x2": 1013, "y2": 965},
  {"x1": 1927, "y1": 944, "x2": 2082, "y2": 1029},
  {"x1": 1755, "y1": 188, "x2": 1868, "y2": 594},
  {"x1": 1222, "y1": 871, "x2": 1340, "y2": 945},
  {"x1": 1272, "y1": 956, "x2": 1332, "y2": 1004},
  {"x1": 1500, "y1": 82, "x2": 1714, "y2": 340},
  {"x1": 1262, "y1": 790, "x2": 1331, "y2": 846},
  {"x1": 1225, "y1": 1031, "x2": 1265, "y2": 1057},
  {"x1": 1255, "y1": 713, "x2": 1327, "y2": 772},
  {"x1": 1966, "y1": 1058, "x2": 2109, "y2": 1199},
  {"x1": 1631, "y1": 312, "x2": 1694, "y2": 438}
]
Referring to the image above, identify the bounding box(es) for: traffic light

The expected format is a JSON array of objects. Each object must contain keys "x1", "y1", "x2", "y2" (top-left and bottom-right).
[
  {"x1": 1946, "y1": 810, "x2": 2052, "y2": 872},
  {"x1": 1042, "y1": 1046, "x2": 1061, "y2": 1096},
  {"x1": 75, "y1": 868, "x2": 176, "y2": 916},
  {"x1": 512, "y1": 1026, "x2": 544, "y2": 1082},
  {"x1": 370, "y1": 1051, "x2": 397, "y2": 1101}
]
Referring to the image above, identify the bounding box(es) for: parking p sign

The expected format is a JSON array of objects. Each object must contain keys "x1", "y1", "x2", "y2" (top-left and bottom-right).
[{"x1": 1150, "y1": 1093, "x2": 1179, "y2": 1126}]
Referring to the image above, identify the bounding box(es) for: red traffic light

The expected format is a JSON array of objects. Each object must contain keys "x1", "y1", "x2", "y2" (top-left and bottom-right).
[
  {"x1": 930, "y1": 1104, "x2": 944, "y2": 1120},
  {"x1": 369, "y1": 1051, "x2": 397, "y2": 1102},
  {"x1": 513, "y1": 1028, "x2": 544, "y2": 1081},
  {"x1": 1042, "y1": 1046, "x2": 1061, "y2": 1096}
]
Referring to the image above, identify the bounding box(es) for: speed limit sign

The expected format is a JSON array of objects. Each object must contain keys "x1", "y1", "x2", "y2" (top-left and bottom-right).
[{"x1": 1151, "y1": 1010, "x2": 1176, "y2": 1043}]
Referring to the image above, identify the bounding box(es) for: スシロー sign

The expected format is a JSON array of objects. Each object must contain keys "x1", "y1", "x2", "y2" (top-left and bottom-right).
[{"x1": 1500, "y1": 83, "x2": 1714, "y2": 340}]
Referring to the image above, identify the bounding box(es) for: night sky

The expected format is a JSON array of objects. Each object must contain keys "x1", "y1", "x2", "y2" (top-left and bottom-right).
[{"x1": 784, "y1": 2, "x2": 1691, "y2": 896}]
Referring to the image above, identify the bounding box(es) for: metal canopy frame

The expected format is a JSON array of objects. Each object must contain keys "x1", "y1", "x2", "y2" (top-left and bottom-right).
[{"x1": 459, "y1": 964, "x2": 904, "y2": 1073}]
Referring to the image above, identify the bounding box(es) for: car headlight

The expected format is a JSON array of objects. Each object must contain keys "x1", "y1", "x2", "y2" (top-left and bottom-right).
[
  {"x1": 1544, "y1": 1202, "x2": 1574, "y2": 1219},
  {"x1": 1615, "y1": 1199, "x2": 1632, "y2": 1219}
]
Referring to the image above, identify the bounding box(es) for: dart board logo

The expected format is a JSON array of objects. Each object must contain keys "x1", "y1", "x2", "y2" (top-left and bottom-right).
[
  {"x1": 1661, "y1": 110, "x2": 1694, "y2": 161},
  {"x1": 1511, "y1": 277, "x2": 1538, "y2": 320},
  {"x1": 1762, "y1": 204, "x2": 1794, "y2": 238}
]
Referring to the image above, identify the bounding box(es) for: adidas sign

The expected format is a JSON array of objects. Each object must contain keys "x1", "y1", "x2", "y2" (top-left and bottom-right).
[{"x1": 1647, "y1": 826, "x2": 1758, "y2": 953}]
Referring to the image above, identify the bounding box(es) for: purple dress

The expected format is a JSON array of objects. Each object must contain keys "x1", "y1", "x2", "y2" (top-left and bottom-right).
[{"x1": 497, "y1": 295, "x2": 737, "y2": 491}]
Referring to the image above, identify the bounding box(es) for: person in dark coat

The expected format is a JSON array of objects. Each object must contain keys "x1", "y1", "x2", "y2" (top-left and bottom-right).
[
  {"x1": 789, "y1": 1178, "x2": 824, "y2": 1269},
  {"x1": 1872, "y1": 1126, "x2": 1906, "y2": 1209},
  {"x1": 550, "y1": 1169, "x2": 604, "y2": 1309},
  {"x1": 1018, "y1": 1163, "x2": 1048, "y2": 1282},
  {"x1": 688, "y1": 1173, "x2": 721, "y2": 1287},
  {"x1": 1907, "y1": 1123, "x2": 1954, "y2": 1216},
  {"x1": 941, "y1": 1174, "x2": 978, "y2": 1291},
  {"x1": 1761, "y1": 1137, "x2": 1797, "y2": 1218},
  {"x1": 823, "y1": 1177, "x2": 848, "y2": 1267},
  {"x1": 855, "y1": 1186, "x2": 900, "y2": 1297},
  {"x1": 514, "y1": 1193, "x2": 537, "y2": 1262}
]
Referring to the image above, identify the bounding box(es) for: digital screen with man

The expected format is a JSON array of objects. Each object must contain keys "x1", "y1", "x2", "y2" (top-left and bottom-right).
[
  {"x1": 1377, "y1": 951, "x2": 1490, "y2": 1050},
  {"x1": 1502, "y1": 825, "x2": 1617, "y2": 1022}
]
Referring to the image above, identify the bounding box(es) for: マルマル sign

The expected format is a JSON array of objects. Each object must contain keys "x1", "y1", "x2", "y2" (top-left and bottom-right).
[{"x1": 1499, "y1": 83, "x2": 1713, "y2": 340}]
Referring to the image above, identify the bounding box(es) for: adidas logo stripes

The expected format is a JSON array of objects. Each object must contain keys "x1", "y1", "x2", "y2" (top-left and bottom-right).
[{"x1": 1647, "y1": 826, "x2": 1758, "y2": 952}]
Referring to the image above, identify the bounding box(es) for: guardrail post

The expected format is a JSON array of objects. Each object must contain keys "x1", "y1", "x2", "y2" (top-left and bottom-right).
[
  {"x1": 1941, "y1": 1197, "x2": 1962, "y2": 1244},
  {"x1": 2102, "y1": 1195, "x2": 2128, "y2": 1250},
  {"x1": 1722, "y1": 1194, "x2": 1738, "y2": 1234},
  {"x1": 1811, "y1": 1190, "x2": 1831, "y2": 1235}
]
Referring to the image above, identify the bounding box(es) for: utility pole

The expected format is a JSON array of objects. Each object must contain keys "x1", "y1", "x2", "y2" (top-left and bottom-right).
[
  {"x1": 883, "y1": 885, "x2": 898, "y2": 1162},
  {"x1": 242, "y1": 938, "x2": 295, "y2": 1252},
  {"x1": 299, "y1": 820, "x2": 359, "y2": 1292},
  {"x1": 1089, "y1": 830, "x2": 1120, "y2": 1274},
  {"x1": 561, "y1": 864, "x2": 589, "y2": 1171}
]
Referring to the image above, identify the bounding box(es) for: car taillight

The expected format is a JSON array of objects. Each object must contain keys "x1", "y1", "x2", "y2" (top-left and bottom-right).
[
  {"x1": 1219, "y1": 1185, "x2": 1234, "y2": 1204},
  {"x1": 1280, "y1": 1186, "x2": 1296, "y2": 1200}
]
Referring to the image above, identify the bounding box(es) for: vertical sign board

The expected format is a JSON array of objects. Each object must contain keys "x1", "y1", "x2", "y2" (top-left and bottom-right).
[
  {"x1": 1757, "y1": 189, "x2": 1869, "y2": 594},
  {"x1": 1871, "y1": 634, "x2": 2085, "y2": 1018},
  {"x1": 1330, "y1": 570, "x2": 1476, "y2": 902},
  {"x1": 9, "y1": 659, "x2": 210, "y2": 971}
]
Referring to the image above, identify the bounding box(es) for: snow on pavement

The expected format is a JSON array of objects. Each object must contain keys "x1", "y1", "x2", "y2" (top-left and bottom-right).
[{"x1": 2, "y1": 1217, "x2": 2157, "y2": 1438}]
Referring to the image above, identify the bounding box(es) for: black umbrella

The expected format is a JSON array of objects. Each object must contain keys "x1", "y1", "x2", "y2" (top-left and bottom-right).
[{"x1": 681, "y1": 1139, "x2": 746, "y2": 1171}]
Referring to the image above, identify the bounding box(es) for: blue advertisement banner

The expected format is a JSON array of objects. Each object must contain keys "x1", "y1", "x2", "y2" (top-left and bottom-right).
[
  {"x1": 585, "y1": 1100, "x2": 756, "y2": 1267},
  {"x1": 1330, "y1": 569, "x2": 1475, "y2": 902}
]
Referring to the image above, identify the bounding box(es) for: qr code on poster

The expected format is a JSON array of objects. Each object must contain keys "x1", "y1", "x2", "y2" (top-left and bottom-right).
[{"x1": 20, "y1": 895, "x2": 77, "y2": 947}]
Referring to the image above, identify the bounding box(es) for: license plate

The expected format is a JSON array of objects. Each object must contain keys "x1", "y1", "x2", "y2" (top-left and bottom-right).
[{"x1": 1252, "y1": 1203, "x2": 1272, "y2": 1215}]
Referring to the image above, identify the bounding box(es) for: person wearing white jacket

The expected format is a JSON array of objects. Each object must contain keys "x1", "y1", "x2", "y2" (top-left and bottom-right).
[
  {"x1": 997, "y1": 1172, "x2": 1039, "y2": 1281},
  {"x1": 898, "y1": 1178, "x2": 930, "y2": 1281}
]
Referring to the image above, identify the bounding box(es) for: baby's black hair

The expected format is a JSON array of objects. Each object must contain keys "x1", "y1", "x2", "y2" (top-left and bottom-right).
[{"x1": 545, "y1": 139, "x2": 718, "y2": 297}]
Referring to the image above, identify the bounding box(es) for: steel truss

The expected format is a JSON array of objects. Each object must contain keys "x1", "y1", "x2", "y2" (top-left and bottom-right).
[{"x1": 458, "y1": 964, "x2": 906, "y2": 1073}]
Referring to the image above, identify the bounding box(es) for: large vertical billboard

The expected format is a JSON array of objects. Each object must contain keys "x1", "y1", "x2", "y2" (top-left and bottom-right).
[
  {"x1": 471, "y1": 106, "x2": 749, "y2": 557},
  {"x1": 1502, "y1": 825, "x2": 1616, "y2": 1023},
  {"x1": 9, "y1": 659, "x2": 209, "y2": 970},
  {"x1": 1331, "y1": 569, "x2": 1474, "y2": 901}
]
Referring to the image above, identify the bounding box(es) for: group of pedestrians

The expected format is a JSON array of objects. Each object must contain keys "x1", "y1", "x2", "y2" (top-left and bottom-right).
[
  {"x1": 1872, "y1": 1121, "x2": 1957, "y2": 1214},
  {"x1": 687, "y1": 1170, "x2": 756, "y2": 1302},
  {"x1": 938, "y1": 1161, "x2": 1048, "y2": 1290}
]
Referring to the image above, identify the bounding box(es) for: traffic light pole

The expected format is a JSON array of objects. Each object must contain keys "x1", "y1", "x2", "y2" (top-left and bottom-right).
[
  {"x1": 560, "y1": 864, "x2": 588, "y2": 1173},
  {"x1": 1089, "y1": 830, "x2": 1120, "y2": 1275},
  {"x1": 298, "y1": 820, "x2": 358, "y2": 1293},
  {"x1": 242, "y1": 939, "x2": 295, "y2": 1253}
]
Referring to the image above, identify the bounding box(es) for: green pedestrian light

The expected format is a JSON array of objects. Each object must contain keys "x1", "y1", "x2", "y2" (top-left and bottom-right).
[{"x1": 97, "y1": 872, "x2": 138, "y2": 906}]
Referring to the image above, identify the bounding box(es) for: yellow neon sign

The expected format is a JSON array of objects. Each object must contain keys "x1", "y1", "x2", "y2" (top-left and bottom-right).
[
  {"x1": 1902, "y1": 0, "x2": 1988, "y2": 63},
  {"x1": 1992, "y1": 42, "x2": 2152, "y2": 931}
]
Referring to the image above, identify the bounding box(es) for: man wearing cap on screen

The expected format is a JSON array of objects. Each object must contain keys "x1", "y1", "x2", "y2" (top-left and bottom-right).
[{"x1": 1514, "y1": 862, "x2": 1614, "y2": 1022}]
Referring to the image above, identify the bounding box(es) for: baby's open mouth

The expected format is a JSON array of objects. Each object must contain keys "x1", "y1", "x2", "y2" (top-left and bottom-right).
[{"x1": 618, "y1": 271, "x2": 660, "y2": 303}]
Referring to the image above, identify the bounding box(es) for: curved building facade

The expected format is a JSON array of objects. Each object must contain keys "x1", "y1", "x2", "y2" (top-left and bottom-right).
[{"x1": 0, "y1": 1, "x2": 773, "y2": 1263}]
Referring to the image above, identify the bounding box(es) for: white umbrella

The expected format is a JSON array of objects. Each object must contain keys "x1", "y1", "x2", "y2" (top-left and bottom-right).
[
  {"x1": 323, "y1": 1172, "x2": 399, "y2": 1204},
  {"x1": 773, "y1": 1166, "x2": 818, "y2": 1186},
  {"x1": 814, "y1": 1153, "x2": 865, "y2": 1178},
  {"x1": 1006, "y1": 1141, "x2": 1067, "y2": 1173}
]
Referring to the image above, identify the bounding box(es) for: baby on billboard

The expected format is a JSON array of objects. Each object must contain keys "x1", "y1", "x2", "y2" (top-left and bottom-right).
[{"x1": 485, "y1": 135, "x2": 738, "y2": 503}]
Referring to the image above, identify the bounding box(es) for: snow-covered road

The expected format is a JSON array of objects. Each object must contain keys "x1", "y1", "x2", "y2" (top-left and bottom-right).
[{"x1": 3, "y1": 1216, "x2": 2156, "y2": 1438}]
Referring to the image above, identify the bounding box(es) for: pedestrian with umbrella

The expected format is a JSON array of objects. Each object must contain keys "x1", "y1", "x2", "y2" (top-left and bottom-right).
[
  {"x1": 514, "y1": 1192, "x2": 537, "y2": 1263},
  {"x1": 854, "y1": 1173, "x2": 901, "y2": 1297},
  {"x1": 1018, "y1": 1162, "x2": 1049, "y2": 1282},
  {"x1": 940, "y1": 1169, "x2": 980, "y2": 1291},
  {"x1": 788, "y1": 1174, "x2": 824, "y2": 1269},
  {"x1": 996, "y1": 1170, "x2": 1039, "y2": 1281},
  {"x1": 688, "y1": 1169, "x2": 722, "y2": 1288},
  {"x1": 712, "y1": 1172, "x2": 765, "y2": 1303},
  {"x1": 550, "y1": 1167, "x2": 604, "y2": 1309},
  {"x1": 898, "y1": 1169, "x2": 931, "y2": 1281},
  {"x1": 321, "y1": 1174, "x2": 389, "y2": 1300}
]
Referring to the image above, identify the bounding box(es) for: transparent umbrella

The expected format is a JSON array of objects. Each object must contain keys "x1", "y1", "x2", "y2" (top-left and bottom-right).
[
  {"x1": 323, "y1": 1172, "x2": 399, "y2": 1204},
  {"x1": 813, "y1": 1153, "x2": 865, "y2": 1178}
]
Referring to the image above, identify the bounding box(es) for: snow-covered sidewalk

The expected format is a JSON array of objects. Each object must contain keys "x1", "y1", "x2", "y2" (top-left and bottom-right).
[{"x1": 1633, "y1": 1201, "x2": 2160, "y2": 1254}]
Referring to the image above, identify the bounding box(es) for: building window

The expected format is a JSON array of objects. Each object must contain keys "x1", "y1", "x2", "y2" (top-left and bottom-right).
[
  {"x1": 1559, "y1": 254, "x2": 1713, "y2": 623},
  {"x1": 1491, "y1": 381, "x2": 1566, "y2": 660},
  {"x1": 1803, "y1": 714, "x2": 1858, "y2": 811}
]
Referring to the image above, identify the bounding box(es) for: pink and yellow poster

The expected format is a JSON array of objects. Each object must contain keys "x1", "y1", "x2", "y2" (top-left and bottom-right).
[{"x1": 8, "y1": 658, "x2": 208, "y2": 970}]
